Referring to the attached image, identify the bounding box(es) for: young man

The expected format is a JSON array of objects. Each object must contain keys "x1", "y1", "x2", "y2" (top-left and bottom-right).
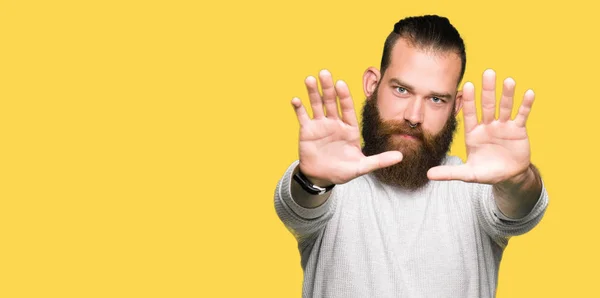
[{"x1": 274, "y1": 15, "x2": 548, "y2": 298}]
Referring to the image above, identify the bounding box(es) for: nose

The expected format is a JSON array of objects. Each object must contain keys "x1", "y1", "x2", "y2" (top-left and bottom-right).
[{"x1": 403, "y1": 97, "x2": 424, "y2": 126}]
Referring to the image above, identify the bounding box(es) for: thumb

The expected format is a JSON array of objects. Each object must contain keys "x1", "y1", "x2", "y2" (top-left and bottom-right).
[
  {"x1": 358, "y1": 151, "x2": 403, "y2": 176},
  {"x1": 427, "y1": 165, "x2": 474, "y2": 182}
]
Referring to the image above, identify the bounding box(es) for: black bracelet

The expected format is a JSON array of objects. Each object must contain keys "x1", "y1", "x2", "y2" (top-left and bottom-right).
[{"x1": 293, "y1": 169, "x2": 335, "y2": 195}]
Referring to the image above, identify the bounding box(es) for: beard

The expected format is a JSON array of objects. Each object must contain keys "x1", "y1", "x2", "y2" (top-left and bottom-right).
[{"x1": 361, "y1": 89, "x2": 458, "y2": 191}]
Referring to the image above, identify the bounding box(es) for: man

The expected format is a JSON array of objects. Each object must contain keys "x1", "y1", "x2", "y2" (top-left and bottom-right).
[{"x1": 274, "y1": 15, "x2": 548, "y2": 298}]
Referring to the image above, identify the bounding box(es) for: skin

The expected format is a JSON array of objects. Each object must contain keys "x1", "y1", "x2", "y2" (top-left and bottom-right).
[{"x1": 290, "y1": 37, "x2": 542, "y2": 219}]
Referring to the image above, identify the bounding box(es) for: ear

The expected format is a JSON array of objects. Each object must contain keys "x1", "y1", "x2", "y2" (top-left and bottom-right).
[
  {"x1": 453, "y1": 90, "x2": 464, "y2": 116},
  {"x1": 363, "y1": 67, "x2": 381, "y2": 100}
]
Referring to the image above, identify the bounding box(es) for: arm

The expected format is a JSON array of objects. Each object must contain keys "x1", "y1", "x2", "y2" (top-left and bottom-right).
[
  {"x1": 275, "y1": 69, "x2": 402, "y2": 241},
  {"x1": 427, "y1": 69, "x2": 549, "y2": 240},
  {"x1": 274, "y1": 160, "x2": 338, "y2": 244},
  {"x1": 287, "y1": 69, "x2": 400, "y2": 210},
  {"x1": 471, "y1": 171, "x2": 548, "y2": 248}
]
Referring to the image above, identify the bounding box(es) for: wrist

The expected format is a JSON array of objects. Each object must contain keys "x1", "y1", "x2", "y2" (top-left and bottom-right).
[
  {"x1": 496, "y1": 164, "x2": 540, "y2": 193},
  {"x1": 293, "y1": 166, "x2": 335, "y2": 195},
  {"x1": 492, "y1": 163, "x2": 543, "y2": 218},
  {"x1": 294, "y1": 166, "x2": 333, "y2": 187},
  {"x1": 304, "y1": 175, "x2": 334, "y2": 188}
]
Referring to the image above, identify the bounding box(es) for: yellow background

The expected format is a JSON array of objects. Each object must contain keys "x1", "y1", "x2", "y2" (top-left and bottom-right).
[{"x1": 1, "y1": 0, "x2": 597, "y2": 297}]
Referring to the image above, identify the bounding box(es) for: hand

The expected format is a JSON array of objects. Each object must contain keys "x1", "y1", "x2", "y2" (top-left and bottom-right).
[
  {"x1": 427, "y1": 69, "x2": 535, "y2": 185},
  {"x1": 291, "y1": 69, "x2": 403, "y2": 186}
]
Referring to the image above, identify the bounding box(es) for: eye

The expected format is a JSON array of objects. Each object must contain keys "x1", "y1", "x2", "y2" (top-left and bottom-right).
[
  {"x1": 395, "y1": 87, "x2": 408, "y2": 94},
  {"x1": 431, "y1": 97, "x2": 444, "y2": 104}
]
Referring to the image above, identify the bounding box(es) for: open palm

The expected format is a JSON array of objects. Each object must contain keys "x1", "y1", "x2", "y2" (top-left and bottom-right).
[
  {"x1": 428, "y1": 69, "x2": 535, "y2": 184},
  {"x1": 291, "y1": 70, "x2": 402, "y2": 186}
]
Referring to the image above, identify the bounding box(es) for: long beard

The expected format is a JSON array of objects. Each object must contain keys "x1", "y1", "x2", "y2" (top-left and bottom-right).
[{"x1": 361, "y1": 91, "x2": 457, "y2": 191}]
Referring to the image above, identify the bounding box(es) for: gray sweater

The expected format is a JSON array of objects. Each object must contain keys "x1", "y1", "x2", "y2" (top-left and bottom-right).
[{"x1": 274, "y1": 155, "x2": 549, "y2": 298}]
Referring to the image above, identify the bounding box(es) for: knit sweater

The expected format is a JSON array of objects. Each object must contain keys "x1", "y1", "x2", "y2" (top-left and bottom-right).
[{"x1": 274, "y1": 155, "x2": 549, "y2": 298}]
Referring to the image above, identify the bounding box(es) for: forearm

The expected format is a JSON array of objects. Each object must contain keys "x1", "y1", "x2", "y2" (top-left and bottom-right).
[
  {"x1": 291, "y1": 165, "x2": 332, "y2": 209},
  {"x1": 493, "y1": 163, "x2": 543, "y2": 219},
  {"x1": 274, "y1": 161, "x2": 338, "y2": 242}
]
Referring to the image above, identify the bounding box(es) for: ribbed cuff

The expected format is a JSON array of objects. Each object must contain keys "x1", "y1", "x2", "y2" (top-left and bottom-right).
[{"x1": 476, "y1": 178, "x2": 549, "y2": 247}]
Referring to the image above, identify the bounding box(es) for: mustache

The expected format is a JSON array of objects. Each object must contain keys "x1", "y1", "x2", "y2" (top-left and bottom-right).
[{"x1": 378, "y1": 120, "x2": 425, "y2": 142}]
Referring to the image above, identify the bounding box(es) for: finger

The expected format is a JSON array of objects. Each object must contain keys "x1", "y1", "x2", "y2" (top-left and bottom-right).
[
  {"x1": 461, "y1": 82, "x2": 478, "y2": 133},
  {"x1": 319, "y1": 69, "x2": 340, "y2": 119},
  {"x1": 357, "y1": 151, "x2": 403, "y2": 176},
  {"x1": 305, "y1": 75, "x2": 324, "y2": 119},
  {"x1": 291, "y1": 97, "x2": 310, "y2": 126},
  {"x1": 498, "y1": 77, "x2": 516, "y2": 122},
  {"x1": 481, "y1": 69, "x2": 497, "y2": 124},
  {"x1": 514, "y1": 89, "x2": 535, "y2": 127},
  {"x1": 427, "y1": 164, "x2": 475, "y2": 182},
  {"x1": 335, "y1": 80, "x2": 358, "y2": 127}
]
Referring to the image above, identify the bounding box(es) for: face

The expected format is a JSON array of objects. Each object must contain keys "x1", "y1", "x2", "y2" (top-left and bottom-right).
[{"x1": 361, "y1": 38, "x2": 464, "y2": 190}]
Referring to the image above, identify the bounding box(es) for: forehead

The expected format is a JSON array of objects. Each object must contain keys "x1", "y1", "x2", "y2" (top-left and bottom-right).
[{"x1": 384, "y1": 38, "x2": 462, "y2": 93}]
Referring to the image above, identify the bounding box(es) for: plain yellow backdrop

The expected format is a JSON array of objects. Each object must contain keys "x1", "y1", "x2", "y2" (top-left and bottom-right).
[{"x1": 1, "y1": 0, "x2": 598, "y2": 297}]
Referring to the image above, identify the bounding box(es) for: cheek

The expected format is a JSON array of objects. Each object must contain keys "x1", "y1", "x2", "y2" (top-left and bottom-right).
[
  {"x1": 423, "y1": 106, "x2": 454, "y2": 134},
  {"x1": 376, "y1": 94, "x2": 407, "y2": 120}
]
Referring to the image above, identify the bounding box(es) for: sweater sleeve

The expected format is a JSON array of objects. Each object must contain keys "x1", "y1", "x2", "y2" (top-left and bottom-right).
[
  {"x1": 273, "y1": 160, "x2": 340, "y2": 245},
  {"x1": 472, "y1": 179, "x2": 549, "y2": 248}
]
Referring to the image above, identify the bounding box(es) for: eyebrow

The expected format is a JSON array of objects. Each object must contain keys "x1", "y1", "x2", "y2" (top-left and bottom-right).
[{"x1": 389, "y1": 78, "x2": 454, "y2": 100}]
